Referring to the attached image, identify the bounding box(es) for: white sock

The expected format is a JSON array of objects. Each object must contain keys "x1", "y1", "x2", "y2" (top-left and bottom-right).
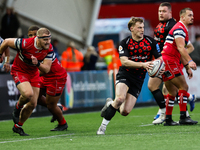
[
  {"x1": 188, "y1": 94, "x2": 193, "y2": 101},
  {"x1": 157, "y1": 109, "x2": 162, "y2": 114},
  {"x1": 101, "y1": 118, "x2": 110, "y2": 127},
  {"x1": 186, "y1": 110, "x2": 190, "y2": 117},
  {"x1": 160, "y1": 108, "x2": 166, "y2": 114}
]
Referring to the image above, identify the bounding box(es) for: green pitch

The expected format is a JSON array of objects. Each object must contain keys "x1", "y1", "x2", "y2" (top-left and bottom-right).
[{"x1": 0, "y1": 103, "x2": 200, "y2": 150}]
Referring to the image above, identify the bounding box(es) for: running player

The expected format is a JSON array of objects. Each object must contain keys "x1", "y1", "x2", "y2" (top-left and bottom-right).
[
  {"x1": 96, "y1": 17, "x2": 164, "y2": 135},
  {"x1": 148, "y1": 2, "x2": 196, "y2": 125},
  {"x1": 162, "y1": 8, "x2": 197, "y2": 125},
  {"x1": 0, "y1": 28, "x2": 54, "y2": 136}
]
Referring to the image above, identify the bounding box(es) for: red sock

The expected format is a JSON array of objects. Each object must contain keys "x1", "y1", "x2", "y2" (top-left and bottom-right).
[
  {"x1": 165, "y1": 94, "x2": 175, "y2": 115},
  {"x1": 58, "y1": 117, "x2": 66, "y2": 125},
  {"x1": 15, "y1": 122, "x2": 23, "y2": 128},
  {"x1": 178, "y1": 90, "x2": 188, "y2": 111},
  {"x1": 16, "y1": 102, "x2": 23, "y2": 109}
]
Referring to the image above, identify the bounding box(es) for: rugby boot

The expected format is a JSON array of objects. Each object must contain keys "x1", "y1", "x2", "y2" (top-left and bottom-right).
[
  {"x1": 97, "y1": 125, "x2": 106, "y2": 135},
  {"x1": 50, "y1": 123, "x2": 68, "y2": 131},
  {"x1": 179, "y1": 116, "x2": 198, "y2": 125},
  {"x1": 12, "y1": 125, "x2": 29, "y2": 136},
  {"x1": 189, "y1": 95, "x2": 196, "y2": 112},
  {"x1": 164, "y1": 115, "x2": 179, "y2": 126}
]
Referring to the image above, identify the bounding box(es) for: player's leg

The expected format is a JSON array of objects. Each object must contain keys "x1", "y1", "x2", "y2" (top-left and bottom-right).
[
  {"x1": 164, "y1": 81, "x2": 179, "y2": 126},
  {"x1": 12, "y1": 81, "x2": 34, "y2": 124},
  {"x1": 148, "y1": 77, "x2": 165, "y2": 124},
  {"x1": 97, "y1": 82, "x2": 128, "y2": 135},
  {"x1": 169, "y1": 75, "x2": 197, "y2": 125},
  {"x1": 118, "y1": 93, "x2": 137, "y2": 116},
  {"x1": 45, "y1": 94, "x2": 68, "y2": 131},
  {"x1": 13, "y1": 86, "x2": 39, "y2": 136}
]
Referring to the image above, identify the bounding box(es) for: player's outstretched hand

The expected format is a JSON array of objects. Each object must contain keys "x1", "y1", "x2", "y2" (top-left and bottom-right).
[
  {"x1": 186, "y1": 68, "x2": 193, "y2": 79},
  {"x1": 3, "y1": 62, "x2": 10, "y2": 72},
  {"x1": 145, "y1": 61, "x2": 153, "y2": 71},
  {"x1": 189, "y1": 60, "x2": 197, "y2": 70}
]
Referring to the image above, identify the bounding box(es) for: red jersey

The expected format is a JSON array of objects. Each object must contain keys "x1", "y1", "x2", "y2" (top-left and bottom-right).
[
  {"x1": 162, "y1": 21, "x2": 190, "y2": 63},
  {"x1": 42, "y1": 55, "x2": 67, "y2": 80},
  {"x1": 11, "y1": 37, "x2": 54, "y2": 74}
]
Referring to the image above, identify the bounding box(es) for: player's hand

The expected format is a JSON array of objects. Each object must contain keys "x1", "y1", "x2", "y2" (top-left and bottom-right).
[
  {"x1": 145, "y1": 61, "x2": 153, "y2": 71},
  {"x1": 3, "y1": 62, "x2": 10, "y2": 72},
  {"x1": 189, "y1": 60, "x2": 197, "y2": 70},
  {"x1": 186, "y1": 68, "x2": 193, "y2": 79},
  {"x1": 158, "y1": 66, "x2": 165, "y2": 76},
  {"x1": 31, "y1": 55, "x2": 38, "y2": 65}
]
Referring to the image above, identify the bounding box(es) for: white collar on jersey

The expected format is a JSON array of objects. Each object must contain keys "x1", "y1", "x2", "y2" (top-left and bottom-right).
[
  {"x1": 179, "y1": 21, "x2": 188, "y2": 31},
  {"x1": 34, "y1": 37, "x2": 42, "y2": 50}
]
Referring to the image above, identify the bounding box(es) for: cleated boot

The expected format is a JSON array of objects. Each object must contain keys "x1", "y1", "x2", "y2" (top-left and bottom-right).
[
  {"x1": 12, "y1": 125, "x2": 29, "y2": 136},
  {"x1": 96, "y1": 125, "x2": 106, "y2": 135},
  {"x1": 50, "y1": 123, "x2": 68, "y2": 131},
  {"x1": 152, "y1": 113, "x2": 165, "y2": 125},
  {"x1": 179, "y1": 116, "x2": 198, "y2": 125}
]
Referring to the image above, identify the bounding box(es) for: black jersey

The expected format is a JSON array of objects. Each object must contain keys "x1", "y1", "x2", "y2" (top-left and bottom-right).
[
  {"x1": 154, "y1": 18, "x2": 176, "y2": 51},
  {"x1": 118, "y1": 35, "x2": 161, "y2": 80}
]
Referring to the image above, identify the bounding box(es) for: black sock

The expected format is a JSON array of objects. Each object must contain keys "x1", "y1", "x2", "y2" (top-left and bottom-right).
[
  {"x1": 152, "y1": 89, "x2": 165, "y2": 109},
  {"x1": 180, "y1": 111, "x2": 186, "y2": 119},
  {"x1": 104, "y1": 105, "x2": 116, "y2": 121}
]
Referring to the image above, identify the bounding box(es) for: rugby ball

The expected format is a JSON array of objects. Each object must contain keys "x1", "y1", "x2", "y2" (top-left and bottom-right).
[{"x1": 148, "y1": 59, "x2": 165, "y2": 77}]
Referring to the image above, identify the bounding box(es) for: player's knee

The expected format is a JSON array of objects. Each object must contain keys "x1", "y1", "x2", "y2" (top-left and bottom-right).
[
  {"x1": 23, "y1": 91, "x2": 34, "y2": 100},
  {"x1": 115, "y1": 97, "x2": 125, "y2": 106},
  {"x1": 121, "y1": 110, "x2": 130, "y2": 116}
]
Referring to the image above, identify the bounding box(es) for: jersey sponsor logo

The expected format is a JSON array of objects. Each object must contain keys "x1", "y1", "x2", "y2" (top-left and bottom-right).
[
  {"x1": 156, "y1": 44, "x2": 160, "y2": 53},
  {"x1": 23, "y1": 40, "x2": 27, "y2": 47},
  {"x1": 118, "y1": 45, "x2": 124, "y2": 54}
]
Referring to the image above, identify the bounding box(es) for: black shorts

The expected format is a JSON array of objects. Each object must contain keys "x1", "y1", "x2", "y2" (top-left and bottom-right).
[{"x1": 116, "y1": 71, "x2": 144, "y2": 98}]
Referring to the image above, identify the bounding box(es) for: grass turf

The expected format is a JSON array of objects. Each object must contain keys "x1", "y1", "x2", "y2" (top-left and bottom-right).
[{"x1": 0, "y1": 102, "x2": 200, "y2": 150}]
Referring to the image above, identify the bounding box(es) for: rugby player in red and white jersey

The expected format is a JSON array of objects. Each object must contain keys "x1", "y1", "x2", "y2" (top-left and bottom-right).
[
  {"x1": 0, "y1": 28, "x2": 54, "y2": 136},
  {"x1": 162, "y1": 8, "x2": 197, "y2": 125},
  {"x1": 29, "y1": 26, "x2": 68, "y2": 132}
]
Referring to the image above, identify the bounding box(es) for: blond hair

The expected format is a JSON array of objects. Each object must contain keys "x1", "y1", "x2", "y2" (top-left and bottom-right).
[{"x1": 128, "y1": 17, "x2": 144, "y2": 31}]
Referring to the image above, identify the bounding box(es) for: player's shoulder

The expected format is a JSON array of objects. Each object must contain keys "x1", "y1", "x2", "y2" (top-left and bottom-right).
[
  {"x1": 144, "y1": 35, "x2": 156, "y2": 43},
  {"x1": 121, "y1": 35, "x2": 131, "y2": 43}
]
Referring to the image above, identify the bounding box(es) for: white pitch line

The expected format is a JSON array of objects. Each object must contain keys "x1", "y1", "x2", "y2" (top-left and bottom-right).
[
  {"x1": 0, "y1": 133, "x2": 74, "y2": 144},
  {"x1": 139, "y1": 124, "x2": 154, "y2": 127}
]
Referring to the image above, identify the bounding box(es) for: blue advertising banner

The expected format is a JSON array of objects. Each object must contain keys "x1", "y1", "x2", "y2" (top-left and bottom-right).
[{"x1": 64, "y1": 70, "x2": 113, "y2": 108}]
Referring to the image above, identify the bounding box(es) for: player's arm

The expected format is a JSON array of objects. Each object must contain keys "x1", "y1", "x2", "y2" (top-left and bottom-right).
[
  {"x1": 31, "y1": 56, "x2": 52, "y2": 74},
  {"x1": 186, "y1": 42, "x2": 194, "y2": 54},
  {"x1": 120, "y1": 56, "x2": 151, "y2": 69},
  {"x1": 0, "y1": 39, "x2": 16, "y2": 62},
  {"x1": 175, "y1": 37, "x2": 196, "y2": 70}
]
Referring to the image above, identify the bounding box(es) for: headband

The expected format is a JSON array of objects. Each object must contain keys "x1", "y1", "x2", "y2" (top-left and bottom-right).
[{"x1": 37, "y1": 35, "x2": 51, "y2": 39}]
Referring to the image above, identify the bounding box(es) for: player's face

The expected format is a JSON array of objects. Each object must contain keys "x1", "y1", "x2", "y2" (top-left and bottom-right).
[
  {"x1": 158, "y1": 6, "x2": 171, "y2": 22},
  {"x1": 38, "y1": 34, "x2": 51, "y2": 50},
  {"x1": 28, "y1": 30, "x2": 37, "y2": 38},
  {"x1": 132, "y1": 22, "x2": 144, "y2": 39},
  {"x1": 184, "y1": 10, "x2": 194, "y2": 25}
]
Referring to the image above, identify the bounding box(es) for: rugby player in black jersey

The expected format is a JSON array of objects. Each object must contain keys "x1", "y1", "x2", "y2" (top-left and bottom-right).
[
  {"x1": 148, "y1": 2, "x2": 197, "y2": 125},
  {"x1": 97, "y1": 17, "x2": 164, "y2": 135}
]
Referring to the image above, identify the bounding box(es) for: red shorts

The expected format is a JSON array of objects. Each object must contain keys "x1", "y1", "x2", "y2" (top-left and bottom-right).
[
  {"x1": 11, "y1": 70, "x2": 41, "y2": 88},
  {"x1": 162, "y1": 59, "x2": 183, "y2": 82},
  {"x1": 40, "y1": 77, "x2": 67, "y2": 96}
]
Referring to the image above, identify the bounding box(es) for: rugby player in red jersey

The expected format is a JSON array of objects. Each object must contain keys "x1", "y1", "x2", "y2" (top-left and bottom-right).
[
  {"x1": 29, "y1": 26, "x2": 68, "y2": 132},
  {"x1": 0, "y1": 28, "x2": 59, "y2": 136},
  {"x1": 148, "y1": 2, "x2": 196, "y2": 125},
  {"x1": 162, "y1": 8, "x2": 197, "y2": 125}
]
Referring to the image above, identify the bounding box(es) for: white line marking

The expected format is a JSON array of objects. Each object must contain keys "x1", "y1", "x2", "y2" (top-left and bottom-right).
[
  {"x1": 139, "y1": 124, "x2": 154, "y2": 127},
  {"x1": 0, "y1": 133, "x2": 74, "y2": 144}
]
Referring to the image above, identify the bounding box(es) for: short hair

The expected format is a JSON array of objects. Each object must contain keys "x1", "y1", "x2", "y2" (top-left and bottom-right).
[
  {"x1": 37, "y1": 28, "x2": 51, "y2": 36},
  {"x1": 159, "y1": 2, "x2": 172, "y2": 11},
  {"x1": 195, "y1": 33, "x2": 200, "y2": 40},
  {"x1": 128, "y1": 17, "x2": 144, "y2": 31},
  {"x1": 180, "y1": 8, "x2": 193, "y2": 17},
  {"x1": 28, "y1": 25, "x2": 39, "y2": 32}
]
